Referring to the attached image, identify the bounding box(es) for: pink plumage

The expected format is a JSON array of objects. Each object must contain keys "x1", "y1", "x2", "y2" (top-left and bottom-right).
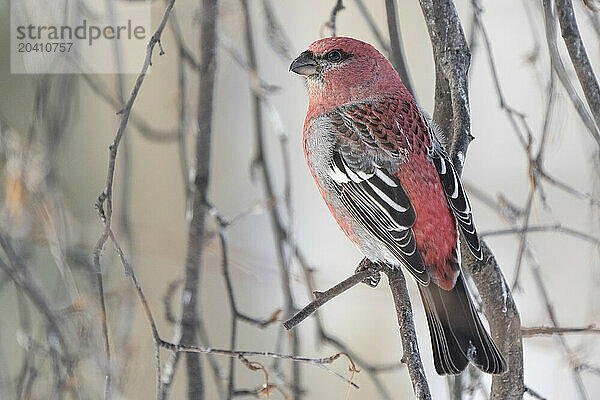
[{"x1": 291, "y1": 37, "x2": 506, "y2": 375}]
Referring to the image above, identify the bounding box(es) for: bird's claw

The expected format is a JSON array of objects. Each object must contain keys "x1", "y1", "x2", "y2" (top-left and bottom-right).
[{"x1": 355, "y1": 258, "x2": 381, "y2": 288}]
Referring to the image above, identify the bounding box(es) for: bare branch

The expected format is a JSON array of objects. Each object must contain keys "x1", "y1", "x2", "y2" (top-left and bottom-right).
[
  {"x1": 555, "y1": 0, "x2": 600, "y2": 132},
  {"x1": 418, "y1": 0, "x2": 472, "y2": 173},
  {"x1": 283, "y1": 260, "x2": 382, "y2": 330},
  {"x1": 287, "y1": 244, "x2": 399, "y2": 399},
  {"x1": 384, "y1": 268, "x2": 432, "y2": 400},
  {"x1": 161, "y1": 342, "x2": 359, "y2": 389},
  {"x1": 419, "y1": 1, "x2": 524, "y2": 398},
  {"x1": 462, "y1": 245, "x2": 524, "y2": 400}
]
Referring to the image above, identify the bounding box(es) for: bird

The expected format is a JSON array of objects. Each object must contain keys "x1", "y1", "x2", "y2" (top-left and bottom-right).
[{"x1": 290, "y1": 36, "x2": 506, "y2": 375}]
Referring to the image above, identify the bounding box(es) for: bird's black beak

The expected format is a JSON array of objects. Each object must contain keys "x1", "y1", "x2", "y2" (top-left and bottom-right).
[{"x1": 289, "y1": 51, "x2": 317, "y2": 76}]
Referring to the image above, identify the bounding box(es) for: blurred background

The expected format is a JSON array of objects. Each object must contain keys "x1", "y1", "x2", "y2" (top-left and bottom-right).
[{"x1": 0, "y1": 0, "x2": 599, "y2": 399}]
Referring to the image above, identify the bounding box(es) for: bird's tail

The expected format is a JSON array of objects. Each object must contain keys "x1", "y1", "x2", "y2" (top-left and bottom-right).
[{"x1": 418, "y1": 273, "x2": 507, "y2": 375}]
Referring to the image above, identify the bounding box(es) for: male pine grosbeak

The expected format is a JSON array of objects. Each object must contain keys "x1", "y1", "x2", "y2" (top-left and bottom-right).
[{"x1": 290, "y1": 37, "x2": 506, "y2": 375}]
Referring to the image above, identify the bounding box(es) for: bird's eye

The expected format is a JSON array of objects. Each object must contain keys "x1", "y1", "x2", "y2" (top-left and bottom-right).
[{"x1": 326, "y1": 50, "x2": 342, "y2": 62}]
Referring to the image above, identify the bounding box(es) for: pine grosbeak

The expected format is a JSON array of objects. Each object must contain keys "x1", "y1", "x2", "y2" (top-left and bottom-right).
[{"x1": 290, "y1": 37, "x2": 506, "y2": 375}]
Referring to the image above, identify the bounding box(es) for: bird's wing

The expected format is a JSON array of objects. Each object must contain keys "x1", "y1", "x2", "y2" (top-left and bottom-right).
[
  {"x1": 326, "y1": 105, "x2": 429, "y2": 285},
  {"x1": 329, "y1": 97, "x2": 413, "y2": 160},
  {"x1": 428, "y1": 136, "x2": 483, "y2": 261}
]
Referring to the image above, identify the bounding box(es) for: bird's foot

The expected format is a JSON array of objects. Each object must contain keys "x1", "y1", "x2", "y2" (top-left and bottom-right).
[{"x1": 355, "y1": 258, "x2": 381, "y2": 288}]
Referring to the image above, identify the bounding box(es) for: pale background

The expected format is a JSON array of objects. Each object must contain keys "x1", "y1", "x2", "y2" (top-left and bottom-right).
[{"x1": 0, "y1": 0, "x2": 599, "y2": 399}]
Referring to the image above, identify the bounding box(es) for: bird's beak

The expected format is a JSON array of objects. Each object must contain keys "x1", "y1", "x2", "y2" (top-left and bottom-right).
[{"x1": 289, "y1": 51, "x2": 317, "y2": 76}]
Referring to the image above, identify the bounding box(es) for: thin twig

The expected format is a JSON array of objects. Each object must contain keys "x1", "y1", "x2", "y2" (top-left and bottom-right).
[
  {"x1": 214, "y1": 211, "x2": 280, "y2": 398},
  {"x1": 522, "y1": 325, "x2": 600, "y2": 337},
  {"x1": 240, "y1": 0, "x2": 302, "y2": 396},
  {"x1": 525, "y1": 385, "x2": 547, "y2": 400},
  {"x1": 91, "y1": 1, "x2": 177, "y2": 397},
  {"x1": 481, "y1": 224, "x2": 600, "y2": 245},
  {"x1": 108, "y1": 223, "x2": 360, "y2": 392},
  {"x1": 283, "y1": 261, "x2": 381, "y2": 330}
]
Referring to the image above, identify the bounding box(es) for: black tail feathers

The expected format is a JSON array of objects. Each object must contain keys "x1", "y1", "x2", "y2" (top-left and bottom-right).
[{"x1": 418, "y1": 273, "x2": 507, "y2": 375}]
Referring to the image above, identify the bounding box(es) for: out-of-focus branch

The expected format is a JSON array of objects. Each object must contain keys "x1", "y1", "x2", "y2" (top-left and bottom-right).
[
  {"x1": 385, "y1": 0, "x2": 416, "y2": 97},
  {"x1": 448, "y1": 374, "x2": 463, "y2": 400},
  {"x1": 158, "y1": 6, "x2": 195, "y2": 399},
  {"x1": 468, "y1": 179, "x2": 592, "y2": 398},
  {"x1": 522, "y1": 325, "x2": 600, "y2": 337},
  {"x1": 262, "y1": 0, "x2": 294, "y2": 60},
  {"x1": 471, "y1": 0, "x2": 541, "y2": 291},
  {"x1": 322, "y1": 0, "x2": 345, "y2": 37},
  {"x1": 418, "y1": 1, "x2": 524, "y2": 399},
  {"x1": 384, "y1": 268, "x2": 431, "y2": 400},
  {"x1": 167, "y1": 8, "x2": 201, "y2": 71},
  {"x1": 0, "y1": 233, "x2": 68, "y2": 354},
  {"x1": 80, "y1": 74, "x2": 178, "y2": 142},
  {"x1": 169, "y1": 6, "x2": 192, "y2": 206},
  {"x1": 555, "y1": 0, "x2": 600, "y2": 133},
  {"x1": 541, "y1": 0, "x2": 600, "y2": 146},
  {"x1": 212, "y1": 208, "x2": 282, "y2": 398},
  {"x1": 471, "y1": 0, "x2": 534, "y2": 151},
  {"x1": 352, "y1": 0, "x2": 391, "y2": 54},
  {"x1": 480, "y1": 224, "x2": 600, "y2": 245},
  {"x1": 239, "y1": 0, "x2": 302, "y2": 397},
  {"x1": 177, "y1": 0, "x2": 218, "y2": 398},
  {"x1": 0, "y1": 232, "x2": 80, "y2": 399}
]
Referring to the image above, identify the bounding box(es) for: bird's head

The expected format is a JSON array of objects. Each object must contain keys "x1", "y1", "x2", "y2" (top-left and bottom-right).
[{"x1": 290, "y1": 37, "x2": 405, "y2": 113}]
